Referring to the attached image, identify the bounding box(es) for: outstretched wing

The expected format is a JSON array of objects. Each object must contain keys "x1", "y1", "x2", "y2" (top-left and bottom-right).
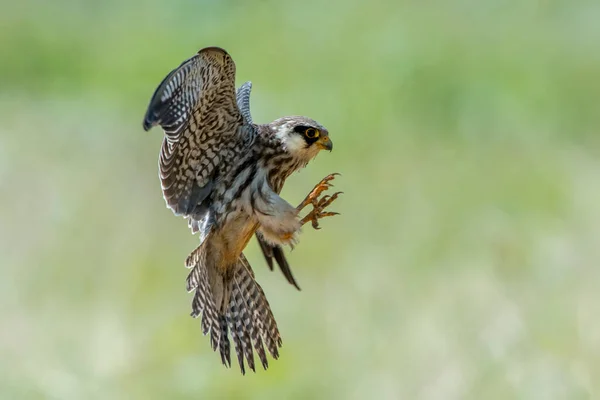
[{"x1": 143, "y1": 47, "x2": 246, "y2": 221}]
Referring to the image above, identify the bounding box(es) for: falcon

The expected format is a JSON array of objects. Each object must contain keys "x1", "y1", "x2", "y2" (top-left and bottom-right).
[{"x1": 142, "y1": 47, "x2": 341, "y2": 373}]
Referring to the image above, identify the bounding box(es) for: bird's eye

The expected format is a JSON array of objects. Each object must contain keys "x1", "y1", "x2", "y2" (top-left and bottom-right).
[{"x1": 305, "y1": 128, "x2": 319, "y2": 139}]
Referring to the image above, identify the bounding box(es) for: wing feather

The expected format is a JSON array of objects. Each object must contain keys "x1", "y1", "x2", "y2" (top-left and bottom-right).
[
  {"x1": 236, "y1": 81, "x2": 253, "y2": 125},
  {"x1": 142, "y1": 47, "x2": 246, "y2": 219},
  {"x1": 255, "y1": 233, "x2": 301, "y2": 290}
]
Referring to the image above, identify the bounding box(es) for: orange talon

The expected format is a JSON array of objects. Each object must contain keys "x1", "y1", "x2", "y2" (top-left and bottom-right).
[{"x1": 297, "y1": 174, "x2": 342, "y2": 230}]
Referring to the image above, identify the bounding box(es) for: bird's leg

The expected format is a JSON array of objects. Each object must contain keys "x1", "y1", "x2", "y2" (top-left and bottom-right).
[{"x1": 297, "y1": 173, "x2": 342, "y2": 230}]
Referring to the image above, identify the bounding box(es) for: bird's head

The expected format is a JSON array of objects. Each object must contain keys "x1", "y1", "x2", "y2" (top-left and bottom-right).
[{"x1": 270, "y1": 116, "x2": 332, "y2": 162}]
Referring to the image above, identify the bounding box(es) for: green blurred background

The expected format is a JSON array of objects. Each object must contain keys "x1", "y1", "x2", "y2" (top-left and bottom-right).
[{"x1": 2, "y1": 0, "x2": 600, "y2": 398}]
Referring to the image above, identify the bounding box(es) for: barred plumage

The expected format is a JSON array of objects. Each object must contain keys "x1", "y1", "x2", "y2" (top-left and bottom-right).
[
  {"x1": 185, "y1": 247, "x2": 220, "y2": 349},
  {"x1": 143, "y1": 46, "x2": 338, "y2": 373}
]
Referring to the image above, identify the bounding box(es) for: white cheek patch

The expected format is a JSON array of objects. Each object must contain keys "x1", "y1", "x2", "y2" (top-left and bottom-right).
[
  {"x1": 274, "y1": 123, "x2": 321, "y2": 162},
  {"x1": 284, "y1": 134, "x2": 307, "y2": 154},
  {"x1": 275, "y1": 123, "x2": 307, "y2": 154}
]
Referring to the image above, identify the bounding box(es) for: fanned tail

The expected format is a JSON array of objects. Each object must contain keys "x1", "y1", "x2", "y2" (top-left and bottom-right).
[{"x1": 185, "y1": 244, "x2": 282, "y2": 374}]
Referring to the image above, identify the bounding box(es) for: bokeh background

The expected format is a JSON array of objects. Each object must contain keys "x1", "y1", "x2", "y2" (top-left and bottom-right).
[{"x1": 2, "y1": 0, "x2": 600, "y2": 398}]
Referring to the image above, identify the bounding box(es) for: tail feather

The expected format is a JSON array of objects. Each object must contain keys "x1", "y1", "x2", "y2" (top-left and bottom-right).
[
  {"x1": 249, "y1": 316, "x2": 268, "y2": 370},
  {"x1": 185, "y1": 244, "x2": 283, "y2": 373},
  {"x1": 226, "y1": 308, "x2": 246, "y2": 374},
  {"x1": 185, "y1": 245, "x2": 220, "y2": 350},
  {"x1": 230, "y1": 281, "x2": 256, "y2": 373},
  {"x1": 237, "y1": 254, "x2": 271, "y2": 369},
  {"x1": 219, "y1": 316, "x2": 231, "y2": 367},
  {"x1": 227, "y1": 257, "x2": 283, "y2": 372},
  {"x1": 237, "y1": 254, "x2": 282, "y2": 361},
  {"x1": 255, "y1": 283, "x2": 282, "y2": 359}
]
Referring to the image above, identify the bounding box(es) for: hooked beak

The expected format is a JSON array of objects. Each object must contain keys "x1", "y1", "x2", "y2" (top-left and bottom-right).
[{"x1": 317, "y1": 135, "x2": 333, "y2": 152}]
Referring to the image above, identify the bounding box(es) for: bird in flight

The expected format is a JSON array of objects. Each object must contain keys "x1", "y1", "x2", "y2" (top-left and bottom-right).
[{"x1": 142, "y1": 47, "x2": 341, "y2": 373}]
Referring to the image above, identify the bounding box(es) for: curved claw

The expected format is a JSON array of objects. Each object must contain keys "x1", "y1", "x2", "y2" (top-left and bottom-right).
[
  {"x1": 298, "y1": 173, "x2": 342, "y2": 229},
  {"x1": 320, "y1": 211, "x2": 339, "y2": 218},
  {"x1": 297, "y1": 174, "x2": 340, "y2": 211},
  {"x1": 318, "y1": 192, "x2": 343, "y2": 209}
]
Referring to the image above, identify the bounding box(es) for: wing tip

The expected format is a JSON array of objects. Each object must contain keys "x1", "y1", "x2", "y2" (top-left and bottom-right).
[
  {"x1": 142, "y1": 118, "x2": 154, "y2": 131},
  {"x1": 291, "y1": 280, "x2": 302, "y2": 291},
  {"x1": 142, "y1": 98, "x2": 161, "y2": 131},
  {"x1": 198, "y1": 46, "x2": 230, "y2": 58}
]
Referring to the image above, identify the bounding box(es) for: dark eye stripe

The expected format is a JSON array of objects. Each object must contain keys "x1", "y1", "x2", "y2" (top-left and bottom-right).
[{"x1": 293, "y1": 125, "x2": 308, "y2": 133}]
